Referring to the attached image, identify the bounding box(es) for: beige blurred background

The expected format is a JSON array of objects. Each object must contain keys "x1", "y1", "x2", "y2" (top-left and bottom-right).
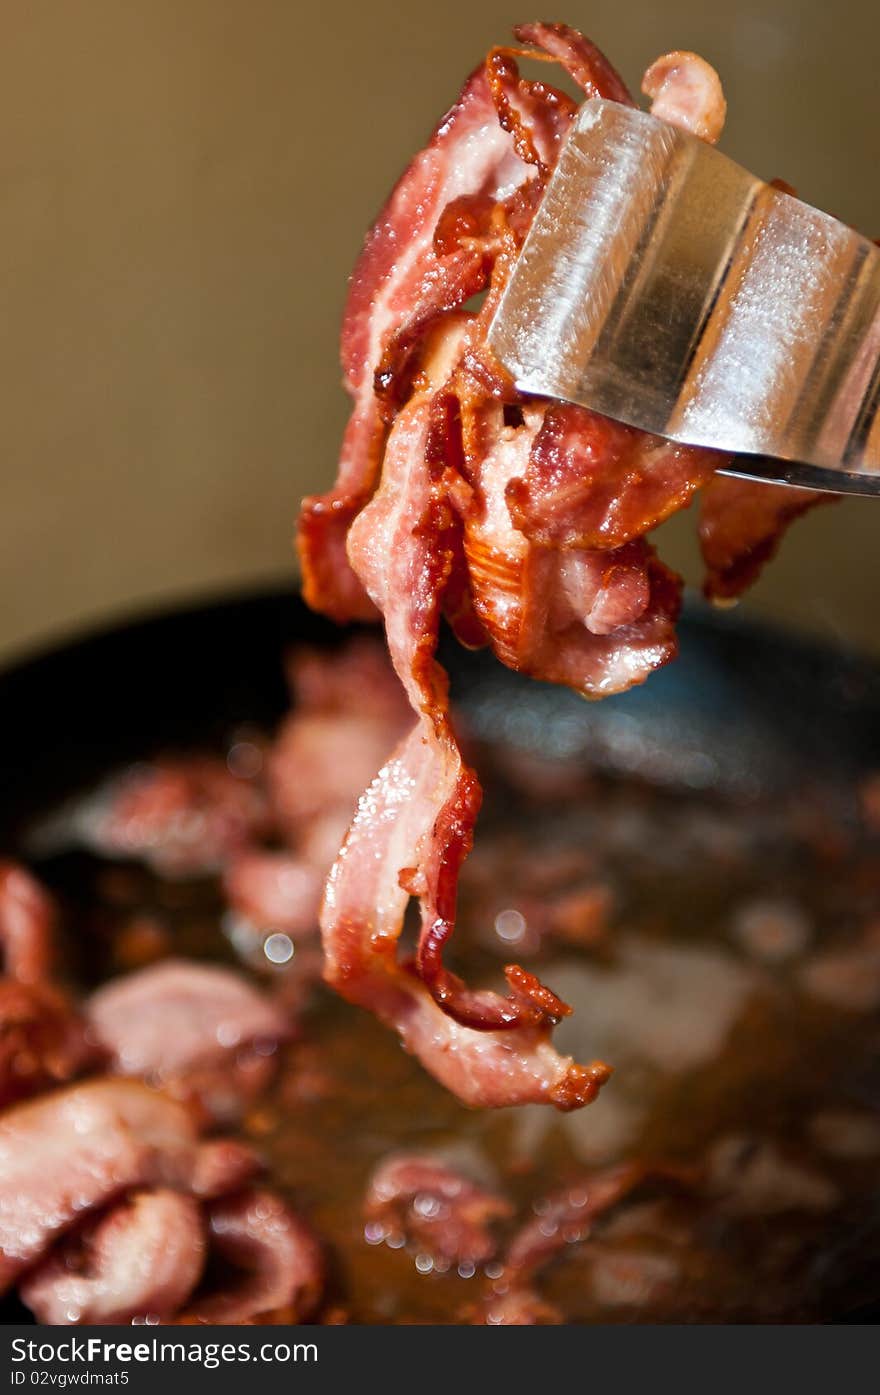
[{"x1": 2, "y1": 0, "x2": 879, "y2": 665}]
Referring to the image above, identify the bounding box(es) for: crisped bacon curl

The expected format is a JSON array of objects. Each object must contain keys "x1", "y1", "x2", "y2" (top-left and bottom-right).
[{"x1": 297, "y1": 23, "x2": 828, "y2": 1110}]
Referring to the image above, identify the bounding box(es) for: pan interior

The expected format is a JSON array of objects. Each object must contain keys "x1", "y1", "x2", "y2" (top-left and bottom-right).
[{"x1": 2, "y1": 588, "x2": 879, "y2": 1324}]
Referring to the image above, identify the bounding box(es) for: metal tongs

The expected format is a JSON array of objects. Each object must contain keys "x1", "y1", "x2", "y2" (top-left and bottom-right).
[{"x1": 488, "y1": 100, "x2": 880, "y2": 496}]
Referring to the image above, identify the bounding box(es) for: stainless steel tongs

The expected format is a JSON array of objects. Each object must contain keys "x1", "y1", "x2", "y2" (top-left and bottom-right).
[{"x1": 488, "y1": 99, "x2": 880, "y2": 496}]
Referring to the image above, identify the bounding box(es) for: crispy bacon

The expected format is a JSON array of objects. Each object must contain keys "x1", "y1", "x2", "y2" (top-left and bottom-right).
[
  {"x1": 345, "y1": 385, "x2": 603, "y2": 1039},
  {"x1": 0, "y1": 861, "x2": 56, "y2": 985},
  {"x1": 511, "y1": 22, "x2": 634, "y2": 104},
  {"x1": 298, "y1": 23, "x2": 823, "y2": 1110},
  {"x1": 0, "y1": 866, "x2": 94, "y2": 1106},
  {"x1": 86, "y1": 960, "x2": 289, "y2": 1124},
  {"x1": 297, "y1": 67, "x2": 531, "y2": 623},
  {"x1": 700, "y1": 475, "x2": 833, "y2": 601},
  {"x1": 182, "y1": 1189, "x2": 323, "y2": 1324},
  {"x1": 505, "y1": 404, "x2": 720, "y2": 551},
  {"x1": 0, "y1": 979, "x2": 94, "y2": 1109},
  {"x1": 364, "y1": 1153, "x2": 512, "y2": 1264},
  {"x1": 0, "y1": 1080, "x2": 258, "y2": 1292},
  {"x1": 223, "y1": 850, "x2": 323, "y2": 937},
  {"x1": 460, "y1": 395, "x2": 684, "y2": 696},
  {"x1": 20, "y1": 1190, "x2": 206, "y2": 1325},
  {"x1": 322, "y1": 724, "x2": 609, "y2": 1109},
  {"x1": 90, "y1": 756, "x2": 270, "y2": 877},
  {"x1": 642, "y1": 50, "x2": 727, "y2": 144}
]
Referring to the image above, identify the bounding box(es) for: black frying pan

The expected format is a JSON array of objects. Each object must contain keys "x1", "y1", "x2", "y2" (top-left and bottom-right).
[
  {"x1": 1, "y1": 586, "x2": 878, "y2": 843},
  {"x1": 1, "y1": 586, "x2": 879, "y2": 1324}
]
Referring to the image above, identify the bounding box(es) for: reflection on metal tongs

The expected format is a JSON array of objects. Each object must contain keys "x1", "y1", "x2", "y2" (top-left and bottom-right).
[{"x1": 488, "y1": 99, "x2": 880, "y2": 496}]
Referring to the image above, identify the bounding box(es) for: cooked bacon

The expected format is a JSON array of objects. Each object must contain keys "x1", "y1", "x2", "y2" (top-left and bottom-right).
[
  {"x1": 223, "y1": 850, "x2": 323, "y2": 937},
  {"x1": 310, "y1": 28, "x2": 683, "y2": 1102},
  {"x1": 0, "y1": 1079, "x2": 257, "y2": 1292},
  {"x1": 700, "y1": 475, "x2": 833, "y2": 601},
  {"x1": 364, "y1": 1153, "x2": 512, "y2": 1264},
  {"x1": 190, "y1": 1138, "x2": 263, "y2": 1199},
  {"x1": 0, "y1": 979, "x2": 94, "y2": 1109},
  {"x1": 0, "y1": 865, "x2": 93, "y2": 1106},
  {"x1": 345, "y1": 379, "x2": 654, "y2": 1037},
  {"x1": 298, "y1": 24, "x2": 820, "y2": 1109},
  {"x1": 86, "y1": 960, "x2": 289, "y2": 1123},
  {"x1": 268, "y1": 640, "x2": 409, "y2": 845},
  {"x1": 460, "y1": 396, "x2": 684, "y2": 696},
  {"x1": 511, "y1": 21, "x2": 634, "y2": 104},
  {"x1": 20, "y1": 1190, "x2": 206, "y2": 1325},
  {"x1": 505, "y1": 404, "x2": 720, "y2": 552},
  {"x1": 504, "y1": 1163, "x2": 680, "y2": 1277},
  {"x1": 642, "y1": 50, "x2": 727, "y2": 144},
  {"x1": 90, "y1": 757, "x2": 270, "y2": 877},
  {"x1": 298, "y1": 21, "x2": 639, "y2": 627},
  {"x1": 0, "y1": 861, "x2": 56, "y2": 985},
  {"x1": 268, "y1": 711, "x2": 406, "y2": 840},
  {"x1": 322, "y1": 725, "x2": 609, "y2": 1108},
  {"x1": 297, "y1": 65, "x2": 530, "y2": 623},
  {"x1": 182, "y1": 1189, "x2": 323, "y2": 1324}
]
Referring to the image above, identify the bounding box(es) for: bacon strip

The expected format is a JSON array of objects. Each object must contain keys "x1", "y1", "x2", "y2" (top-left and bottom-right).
[
  {"x1": 0, "y1": 866, "x2": 94, "y2": 1107},
  {"x1": 345, "y1": 381, "x2": 620, "y2": 1044},
  {"x1": 182, "y1": 1189, "x2": 324, "y2": 1324},
  {"x1": 364, "y1": 1152, "x2": 512, "y2": 1265},
  {"x1": 642, "y1": 50, "x2": 727, "y2": 144},
  {"x1": 86, "y1": 960, "x2": 289, "y2": 1124},
  {"x1": 297, "y1": 67, "x2": 531, "y2": 622},
  {"x1": 505, "y1": 404, "x2": 721, "y2": 551},
  {"x1": 460, "y1": 395, "x2": 684, "y2": 697},
  {"x1": 0, "y1": 862, "x2": 55, "y2": 985},
  {"x1": 322, "y1": 725, "x2": 609, "y2": 1108},
  {"x1": 299, "y1": 24, "x2": 824, "y2": 1110},
  {"x1": 700, "y1": 475, "x2": 833, "y2": 601},
  {"x1": 20, "y1": 1190, "x2": 206, "y2": 1325},
  {"x1": 0, "y1": 979, "x2": 94, "y2": 1109},
  {"x1": 512, "y1": 22, "x2": 634, "y2": 104},
  {"x1": 0, "y1": 1080, "x2": 258, "y2": 1292}
]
